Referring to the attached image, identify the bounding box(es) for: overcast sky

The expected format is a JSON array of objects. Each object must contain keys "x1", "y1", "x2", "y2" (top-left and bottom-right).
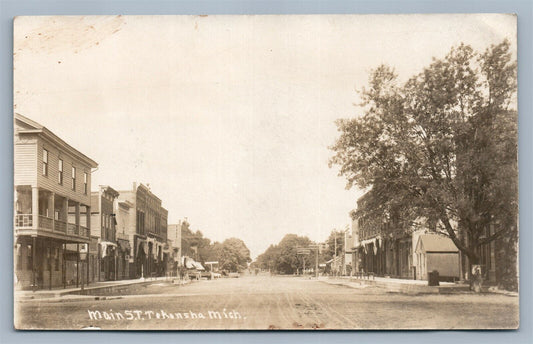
[{"x1": 13, "y1": 14, "x2": 516, "y2": 259}]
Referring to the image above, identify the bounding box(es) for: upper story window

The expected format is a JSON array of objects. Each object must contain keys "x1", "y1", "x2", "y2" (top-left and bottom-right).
[
  {"x1": 83, "y1": 172, "x2": 88, "y2": 195},
  {"x1": 42, "y1": 149, "x2": 48, "y2": 176},
  {"x1": 58, "y1": 159, "x2": 63, "y2": 185},
  {"x1": 71, "y1": 166, "x2": 76, "y2": 191}
]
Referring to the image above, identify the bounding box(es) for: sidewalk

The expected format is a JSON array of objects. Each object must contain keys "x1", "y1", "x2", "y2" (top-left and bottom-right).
[
  {"x1": 15, "y1": 276, "x2": 186, "y2": 302},
  {"x1": 320, "y1": 275, "x2": 471, "y2": 294}
]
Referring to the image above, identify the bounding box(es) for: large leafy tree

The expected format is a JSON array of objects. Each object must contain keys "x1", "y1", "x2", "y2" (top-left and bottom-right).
[
  {"x1": 255, "y1": 234, "x2": 314, "y2": 274},
  {"x1": 255, "y1": 244, "x2": 283, "y2": 272},
  {"x1": 330, "y1": 40, "x2": 517, "y2": 287},
  {"x1": 276, "y1": 234, "x2": 313, "y2": 274},
  {"x1": 207, "y1": 238, "x2": 251, "y2": 273},
  {"x1": 180, "y1": 220, "x2": 251, "y2": 272},
  {"x1": 180, "y1": 220, "x2": 211, "y2": 262}
]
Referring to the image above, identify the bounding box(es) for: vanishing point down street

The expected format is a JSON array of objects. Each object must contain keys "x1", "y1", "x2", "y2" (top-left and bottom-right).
[{"x1": 15, "y1": 275, "x2": 519, "y2": 330}]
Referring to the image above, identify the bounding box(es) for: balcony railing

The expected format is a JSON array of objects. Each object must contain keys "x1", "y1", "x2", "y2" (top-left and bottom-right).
[
  {"x1": 15, "y1": 215, "x2": 89, "y2": 239},
  {"x1": 80, "y1": 226, "x2": 90, "y2": 238},
  {"x1": 15, "y1": 214, "x2": 33, "y2": 228},
  {"x1": 67, "y1": 222, "x2": 78, "y2": 236},
  {"x1": 38, "y1": 215, "x2": 53, "y2": 230},
  {"x1": 54, "y1": 220, "x2": 67, "y2": 234}
]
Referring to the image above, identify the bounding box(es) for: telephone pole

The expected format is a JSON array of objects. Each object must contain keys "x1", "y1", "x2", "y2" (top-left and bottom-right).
[
  {"x1": 334, "y1": 232, "x2": 338, "y2": 277},
  {"x1": 315, "y1": 245, "x2": 319, "y2": 279}
]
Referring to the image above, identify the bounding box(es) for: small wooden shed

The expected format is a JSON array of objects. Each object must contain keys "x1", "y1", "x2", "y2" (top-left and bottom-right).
[{"x1": 415, "y1": 234, "x2": 460, "y2": 281}]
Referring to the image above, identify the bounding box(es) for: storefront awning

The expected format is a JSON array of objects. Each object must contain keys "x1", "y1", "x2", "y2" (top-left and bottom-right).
[
  {"x1": 185, "y1": 259, "x2": 195, "y2": 269},
  {"x1": 360, "y1": 236, "x2": 381, "y2": 255},
  {"x1": 100, "y1": 241, "x2": 117, "y2": 258}
]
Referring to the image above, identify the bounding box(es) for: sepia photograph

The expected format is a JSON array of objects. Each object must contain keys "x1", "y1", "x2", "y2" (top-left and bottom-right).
[{"x1": 13, "y1": 14, "x2": 518, "y2": 330}]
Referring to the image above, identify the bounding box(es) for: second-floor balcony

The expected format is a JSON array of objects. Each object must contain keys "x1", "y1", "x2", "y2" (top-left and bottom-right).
[
  {"x1": 15, "y1": 214, "x2": 90, "y2": 240},
  {"x1": 15, "y1": 185, "x2": 90, "y2": 242}
]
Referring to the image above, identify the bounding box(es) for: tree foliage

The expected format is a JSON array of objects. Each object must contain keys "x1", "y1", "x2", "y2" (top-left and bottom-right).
[
  {"x1": 180, "y1": 220, "x2": 251, "y2": 272},
  {"x1": 180, "y1": 220, "x2": 211, "y2": 262},
  {"x1": 206, "y1": 238, "x2": 252, "y2": 273},
  {"x1": 329, "y1": 40, "x2": 517, "y2": 287},
  {"x1": 323, "y1": 229, "x2": 345, "y2": 261},
  {"x1": 255, "y1": 234, "x2": 315, "y2": 274}
]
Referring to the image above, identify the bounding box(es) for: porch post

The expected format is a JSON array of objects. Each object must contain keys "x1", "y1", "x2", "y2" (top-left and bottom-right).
[
  {"x1": 87, "y1": 206, "x2": 91, "y2": 231},
  {"x1": 49, "y1": 239, "x2": 52, "y2": 290},
  {"x1": 31, "y1": 187, "x2": 38, "y2": 229},
  {"x1": 98, "y1": 244, "x2": 101, "y2": 282},
  {"x1": 63, "y1": 243, "x2": 66, "y2": 289},
  {"x1": 87, "y1": 205, "x2": 91, "y2": 285},
  {"x1": 87, "y1": 251, "x2": 90, "y2": 286},
  {"x1": 75, "y1": 202, "x2": 80, "y2": 234},
  {"x1": 49, "y1": 192, "x2": 55, "y2": 231},
  {"x1": 32, "y1": 236, "x2": 37, "y2": 291},
  {"x1": 63, "y1": 197, "x2": 69, "y2": 233},
  {"x1": 76, "y1": 243, "x2": 79, "y2": 288}
]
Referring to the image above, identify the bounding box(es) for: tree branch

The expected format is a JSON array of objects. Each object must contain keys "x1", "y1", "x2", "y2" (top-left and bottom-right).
[{"x1": 476, "y1": 227, "x2": 509, "y2": 247}]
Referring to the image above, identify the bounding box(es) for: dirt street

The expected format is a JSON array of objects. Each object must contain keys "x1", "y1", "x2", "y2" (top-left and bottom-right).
[{"x1": 15, "y1": 275, "x2": 519, "y2": 330}]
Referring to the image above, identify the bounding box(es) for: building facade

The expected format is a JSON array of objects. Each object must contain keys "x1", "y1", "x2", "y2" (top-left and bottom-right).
[
  {"x1": 168, "y1": 221, "x2": 183, "y2": 276},
  {"x1": 14, "y1": 114, "x2": 97, "y2": 290},
  {"x1": 351, "y1": 192, "x2": 422, "y2": 279},
  {"x1": 467, "y1": 221, "x2": 517, "y2": 290},
  {"x1": 116, "y1": 199, "x2": 134, "y2": 280},
  {"x1": 117, "y1": 183, "x2": 168, "y2": 279},
  {"x1": 90, "y1": 185, "x2": 121, "y2": 281}
]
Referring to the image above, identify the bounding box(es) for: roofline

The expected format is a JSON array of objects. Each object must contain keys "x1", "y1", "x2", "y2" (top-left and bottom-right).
[
  {"x1": 118, "y1": 200, "x2": 134, "y2": 208},
  {"x1": 137, "y1": 183, "x2": 162, "y2": 202},
  {"x1": 15, "y1": 113, "x2": 98, "y2": 168},
  {"x1": 100, "y1": 185, "x2": 120, "y2": 197}
]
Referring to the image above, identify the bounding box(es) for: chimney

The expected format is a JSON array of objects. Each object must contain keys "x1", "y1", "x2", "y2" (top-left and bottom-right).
[{"x1": 133, "y1": 182, "x2": 137, "y2": 191}]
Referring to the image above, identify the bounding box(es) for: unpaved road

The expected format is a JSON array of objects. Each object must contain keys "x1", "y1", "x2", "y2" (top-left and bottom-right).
[{"x1": 15, "y1": 275, "x2": 519, "y2": 330}]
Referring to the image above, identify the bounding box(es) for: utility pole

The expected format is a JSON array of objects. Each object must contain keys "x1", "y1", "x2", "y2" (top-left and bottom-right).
[
  {"x1": 339, "y1": 226, "x2": 351, "y2": 276},
  {"x1": 344, "y1": 228, "x2": 348, "y2": 276},
  {"x1": 297, "y1": 247, "x2": 311, "y2": 276},
  {"x1": 315, "y1": 246, "x2": 319, "y2": 279},
  {"x1": 334, "y1": 232, "x2": 337, "y2": 277}
]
